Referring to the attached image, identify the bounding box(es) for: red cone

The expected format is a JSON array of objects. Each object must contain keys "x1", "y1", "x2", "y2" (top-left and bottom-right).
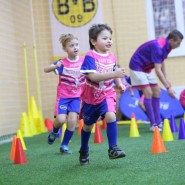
[
  {"x1": 44, "y1": 118, "x2": 53, "y2": 131},
  {"x1": 78, "y1": 119, "x2": 84, "y2": 135},
  {"x1": 102, "y1": 119, "x2": 107, "y2": 130},
  {"x1": 14, "y1": 138, "x2": 27, "y2": 165},
  {"x1": 94, "y1": 124, "x2": 104, "y2": 144}
]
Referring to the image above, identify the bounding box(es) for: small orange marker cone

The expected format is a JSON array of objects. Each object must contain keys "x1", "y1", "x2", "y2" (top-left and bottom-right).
[
  {"x1": 94, "y1": 123, "x2": 104, "y2": 144},
  {"x1": 78, "y1": 119, "x2": 83, "y2": 135},
  {"x1": 14, "y1": 138, "x2": 27, "y2": 165},
  {"x1": 10, "y1": 135, "x2": 17, "y2": 160},
  {"x1": 151, "y1": 126, "x2": 167, "y2": 154}
]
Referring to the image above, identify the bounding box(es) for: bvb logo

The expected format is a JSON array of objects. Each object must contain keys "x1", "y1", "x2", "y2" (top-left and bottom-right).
[{"x1": 52, "y1": 0, "x2": 98, "y2": 27}]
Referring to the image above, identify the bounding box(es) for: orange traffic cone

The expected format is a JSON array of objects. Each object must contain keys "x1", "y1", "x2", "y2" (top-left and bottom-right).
[
  {"x1": 151, "y1": 126, "x2": 167, "y2": 154},
  {"x1": 94, "y1": 123, "x2": 104, "y2": 144},
  {"x1": 102, "y1": 119, "x2": 107, "y2": 130},
  {"x1": 14, "y1": 138, "x2": 27, "y2": 165},
  {"x1": 45, "y1": 118, "x2": 53, "y2": 131},
  {"x1": 78, "y1": 119, "x2": 83, "y2": 135},
  {"x1": 10, "y1": 135, "x2": 17, "y2": 160}
]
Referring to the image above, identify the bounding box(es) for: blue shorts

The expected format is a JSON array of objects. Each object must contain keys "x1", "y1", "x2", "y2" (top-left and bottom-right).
[
  {"x1": 81, "y1": 99, "x2": 108, "y2": 125},
  {"x1": 57, "y1": 97, "x2": 81, "y2": 115}
]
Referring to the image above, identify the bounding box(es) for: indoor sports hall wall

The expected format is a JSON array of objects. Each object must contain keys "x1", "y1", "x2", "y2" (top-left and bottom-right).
[{"x1": 0, "y1": 0, "x2": 185, "y2": 137}]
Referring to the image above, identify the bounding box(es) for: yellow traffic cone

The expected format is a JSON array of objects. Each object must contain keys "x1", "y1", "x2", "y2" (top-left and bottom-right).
[
  {"x1": 91, "y1": 124, "x2": 95, "y2": 133},
  {"x1": 19, "y1": 112, "x2": 33, "y2": 137},
  {"x1": 28, "y1": 111, "x2": 37, "y2": 135},
  {"x1": 30, "y1": 96, "x2": 39, "y2": 119},
  {"x1": 61, "y1": 123, "x2": 67, "y2": 142},
  {"x1": 29, "y1": 96, "x2": 42, "y2": 134},
  {"x1": 16, "y1": 129, "x2": 27, "y2": 150},
  {"x1": 130, "y1": 117, "x2": 140, "y2": 137},
  {"x1": 162, "y1": 119, "x2": 174, "y2": 141},
  {"x1": 38, "y1": 110, "x2": 47, "y2": 133}
]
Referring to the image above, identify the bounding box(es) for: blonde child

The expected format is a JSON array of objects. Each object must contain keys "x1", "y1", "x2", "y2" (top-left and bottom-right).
[{"x1": 44, "y1": 34, "x2": 85, "y2": 154}]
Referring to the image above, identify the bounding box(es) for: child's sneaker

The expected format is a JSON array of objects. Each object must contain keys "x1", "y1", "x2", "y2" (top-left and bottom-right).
[
  {"x1": 48, "y1": 131, "x2": 57, "y2": 145},
  {"x1": 108, "y1": 145, "x2": 126, "y2": 159},
  {"x1": 79, "y1": 150, "x2": 89, "y2": 165},
  {"x1": 60, "y1": 145, "x2": 72, "y2": 154}
]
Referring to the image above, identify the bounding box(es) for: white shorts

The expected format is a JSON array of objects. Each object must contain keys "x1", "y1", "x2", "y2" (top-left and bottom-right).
[{"x1": 129, "y1": 69, "x2": 157, "y2": 87}]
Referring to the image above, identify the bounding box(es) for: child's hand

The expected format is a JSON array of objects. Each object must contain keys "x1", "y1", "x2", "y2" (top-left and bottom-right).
[
  {"x1": 114, "y1": 68, "x2": 125, "y2": 78},
  {"x1": 56, "y1": 60, "x2": 63, "y2": 68},
  {"x1": 118, "y1": 84, "x2": 126, "y2": 93}
]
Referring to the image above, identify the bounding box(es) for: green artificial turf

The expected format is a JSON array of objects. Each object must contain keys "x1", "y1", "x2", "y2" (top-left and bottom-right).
[{"x1": 1, "y1": 122, "x2": 185, "y2": 185}]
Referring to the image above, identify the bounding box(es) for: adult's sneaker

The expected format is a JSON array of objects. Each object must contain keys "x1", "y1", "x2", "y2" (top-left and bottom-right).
[
  {"x1": 150, "y1": 124, "x2": 160, "y2": 132},
  {"x1": 60, "y1": 145, "x2": 72, "y2": 154},
  {"x1": 79, "y1": 150, "x2": 89, "y2": 165},
  {"x1": 158, "y1": 123, "x2": 163, "y2": 132},
  {"x1": 149, "y1": 125, "x2": 155, "y2": 132},
  {"x1": 149, "y1": 124, "x2": 162, "y2": 132},
  {"x1": 108, "y1": 145, "x2": 126, "y2": 159},
  {"x1": 48, "y1": 131, "x2": 57, "y2": 145}
]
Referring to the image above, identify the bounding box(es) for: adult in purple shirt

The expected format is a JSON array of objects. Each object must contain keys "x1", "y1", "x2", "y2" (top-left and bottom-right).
[{"x1": 129, "y1": 30, "x2": 183, "y2": 132}]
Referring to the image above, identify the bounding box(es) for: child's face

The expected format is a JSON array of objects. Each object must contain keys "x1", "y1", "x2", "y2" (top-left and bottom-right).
[
  {"x1": 169, "y1": 37, "x2": 182, "y2": 49},
  {"x1": 92, "y1": 29, "x2": 112, "y2": 53},
  {"x1": 64, "y1": 39, "x2": 79, "y2": 59}
]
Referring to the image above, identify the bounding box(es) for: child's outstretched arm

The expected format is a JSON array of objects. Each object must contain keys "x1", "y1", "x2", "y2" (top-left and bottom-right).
[
  {"x1": 87, "y1": 67, "x2": 125, "y2": 82},
  {"x1": 44, "y1": 60, "x2": 62, "y2": 73}
]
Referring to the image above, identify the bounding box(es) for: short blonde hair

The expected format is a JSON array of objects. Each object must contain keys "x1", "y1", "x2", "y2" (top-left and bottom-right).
[{"x1": 59, "y1": 34, "x2": 78, "y2": 48}]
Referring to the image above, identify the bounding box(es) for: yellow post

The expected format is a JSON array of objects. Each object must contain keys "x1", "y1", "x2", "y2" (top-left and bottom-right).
[
  {"x1": 23, "y1": 43, "x2": 30, "y2": 112},
  {"x1": 33, "y1": 45, "x2": 41, "y2": 111}
]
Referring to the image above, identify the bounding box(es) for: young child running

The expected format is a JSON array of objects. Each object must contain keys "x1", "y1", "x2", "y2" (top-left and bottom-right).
[
  {"x1": 79, "y1": 24, "x2": 126, "y2": 165},
  {"x1": 44, "y1": 33, "x2": 85, "y2": 154}
]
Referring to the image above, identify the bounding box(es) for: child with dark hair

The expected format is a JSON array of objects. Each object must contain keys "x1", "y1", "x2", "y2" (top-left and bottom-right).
[{"x1": 79, "y1": 24, "x2": 126, "y2": 165}]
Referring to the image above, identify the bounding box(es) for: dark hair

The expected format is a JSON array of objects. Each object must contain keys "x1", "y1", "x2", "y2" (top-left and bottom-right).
[
  {"x1": 89, "y1": 24, "x2": 112, "y2": 49},
  {"x1": 167, "y1": 30, "x2": 184, "y2": 41}
]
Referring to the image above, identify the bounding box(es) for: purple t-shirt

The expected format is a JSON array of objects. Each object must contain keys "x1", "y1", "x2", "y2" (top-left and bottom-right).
[{"x1": 129, "y1": 38, "x2": 171, "y2": 73}]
